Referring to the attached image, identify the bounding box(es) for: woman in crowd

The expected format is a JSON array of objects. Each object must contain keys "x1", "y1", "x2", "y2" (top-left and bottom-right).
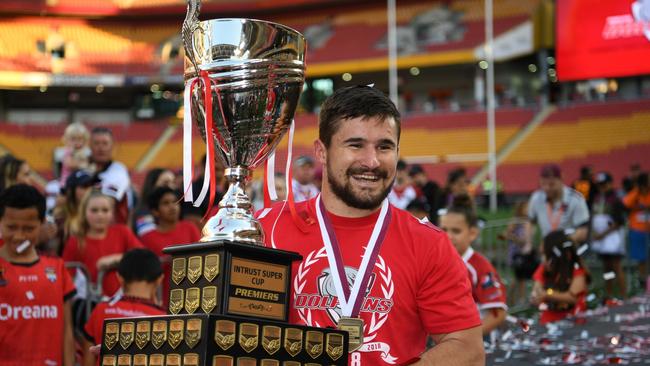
[
  {"x1": 63, "y1": 189, "x2": 143, "y2": 296},
  {"x1": 0, "y1": 154, "x2": 33, "y2": 192},
  {"x1": 531, "y1": 230, "x2": 590, "y2": 324},
  {"x1": 591, "y1": 172, "x2": 627, "y2": 300}
]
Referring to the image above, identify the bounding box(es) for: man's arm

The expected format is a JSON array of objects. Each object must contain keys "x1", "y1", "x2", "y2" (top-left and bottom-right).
[
  {"x1": 415, "y1": 326, "x2": 485, "y2": 366},
  {"x1": 481, "y1": 308, "x2": 506, "y2": 336},
  {"x1": 62, "y1": 300, "x2": 75, "y2": 366}
]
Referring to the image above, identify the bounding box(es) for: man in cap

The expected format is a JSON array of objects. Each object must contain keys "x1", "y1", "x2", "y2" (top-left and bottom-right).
[{"x1": 292, "y1": 155, "x2": 320, "y2": 202}]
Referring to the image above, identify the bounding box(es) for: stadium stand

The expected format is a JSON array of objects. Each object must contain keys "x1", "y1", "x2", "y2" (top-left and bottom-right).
[{"x1": 499, "y1": 100, "x2": 650, "y2": 192}]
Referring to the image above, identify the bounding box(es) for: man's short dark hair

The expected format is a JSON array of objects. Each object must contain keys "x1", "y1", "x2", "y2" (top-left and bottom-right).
[
  {"x1": 91, "y1": 126, "x2": 113, "y2": 139},
  {"x1": 0, "y1": 184, "x2": 46, "y2": 221},
  {"x1": 118, "y1": 249, "x2": 163, "y2": 283},
  {"x1": 147, "y1": 186, "x2": 178, "y2": 211},
  {"x1": 319, "y1": 85, "x2": 401, "y2": 147}
]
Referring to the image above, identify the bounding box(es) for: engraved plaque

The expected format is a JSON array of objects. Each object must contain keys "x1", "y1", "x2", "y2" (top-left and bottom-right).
[
  {"x1": 185, "y1": 287, "x2": 200, "y2": 314},
  {"x1": 201, "y1": 286, "x2": 218, "y2": 313},
  {"x1": 326, "y1": 333, "x2": 344, "y2": 361},
  {"x1": 169, "y1": 289, "x2": 184, "y2": 315},
  {"x1": 262, "y1": 325, "x2": 281, "y2": 355},
  {"x1": 168, "y1": 319, "x2": 184, "y2": 349},
  {"x1": 204, "y1": 254, "x2": 220, "y2": 282},
  {"x1": 284, "y1": 328, "x2": 303, "y2": 357},
  {"x1": 213, "y1": 355, "x2": 234, "y2": 366},
  {"x1": 104, "y1": 322, "x2": 119, "y2": 350},
  {"x1": 172, "y1": 257, "x2": 186, "y2": 285},
  {"x1": 135, "y1": 321, "x2": 150, "y2": 349},
  {"x1": 185, "y1": 318, "x2": 202, "y2": 348},
  {"x1": 151, "y1": 320, "x2": 167, "y2": 349},
  {"x1": 188, "y1": 256, "x2": 202, "y2": 284},
  {"x1": 119, "y1": 322, "x2": 135, "y2": 350},
  {"x1": 238, "y1": 323, "x2": 259, "y2": 353},
  {"x1": 306, "y1": 331, "x2": 324, "y2": 359},
  {"x1": 102, "y1": 355, "x2": 117, "y2": 366}
]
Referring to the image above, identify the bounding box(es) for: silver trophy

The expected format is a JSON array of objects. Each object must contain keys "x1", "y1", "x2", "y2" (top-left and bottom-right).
[{"x1": 183, "y1": 2, "x2": 306, "y2": 245}]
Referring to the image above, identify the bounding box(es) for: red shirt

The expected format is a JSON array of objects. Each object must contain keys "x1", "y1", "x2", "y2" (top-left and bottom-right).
[
  {"x1": 0, "y1": 255, "x2": 76, "y2": 365},
  {"x1": 533, "y1": 264, "x2": 587, "y2": 324},
  {"x1": 62, "y1": 224, "x2": 143, "y2": 296},
  {"x1": 257, "y1": 198, "x2": 481, "y2": 365},
  {"x1": 140, "y1": 220, "x2": 201, "y2": 306},
  {"x1": 462, "y1": 247, "x2": 507, "y2": 316},
  {"x1": 83, "y1": 295, "x2": 165, "y2": 345}
]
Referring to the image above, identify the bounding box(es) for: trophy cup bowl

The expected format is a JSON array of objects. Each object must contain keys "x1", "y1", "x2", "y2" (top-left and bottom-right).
[{"x1": 185, "y1": 18, "x2": 306, "y2": 245}]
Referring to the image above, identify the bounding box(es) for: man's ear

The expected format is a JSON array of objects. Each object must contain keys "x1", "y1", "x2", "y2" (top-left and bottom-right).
[
  {"x1": 314, "y1": 139, "x2": 327, "y2": 165},
  {"x1": 469, "y1": 226, "x2": 480, "y2": 243}
]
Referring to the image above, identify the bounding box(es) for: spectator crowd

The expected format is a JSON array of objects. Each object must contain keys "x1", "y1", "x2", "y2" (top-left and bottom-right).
[{"x1": 0, "y1": 120, "x2": 648, "y2": 365}]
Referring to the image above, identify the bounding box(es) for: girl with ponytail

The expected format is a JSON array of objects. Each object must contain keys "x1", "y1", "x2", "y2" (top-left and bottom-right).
[{"x1": 530, "y1": 229, "x2": 590, "y2": 324}]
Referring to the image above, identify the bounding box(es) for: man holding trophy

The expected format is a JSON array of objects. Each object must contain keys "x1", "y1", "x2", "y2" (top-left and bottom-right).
[
  {"x1": 257, "y1": 86, "x2": 484, "y2": 365},
  {"x1": 95, "y1": 0, "x2": 484, "y2": 364}
]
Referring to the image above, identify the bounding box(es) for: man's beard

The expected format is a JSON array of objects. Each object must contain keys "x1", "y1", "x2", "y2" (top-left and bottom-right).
[{"x1": 327, "y1": 164, "x2": 394, "y2": 210}]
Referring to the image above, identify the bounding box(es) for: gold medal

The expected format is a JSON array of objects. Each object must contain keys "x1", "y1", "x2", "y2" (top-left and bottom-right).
[{"x1": 337, "y1": 317, "x2": 364, "y2": 352}]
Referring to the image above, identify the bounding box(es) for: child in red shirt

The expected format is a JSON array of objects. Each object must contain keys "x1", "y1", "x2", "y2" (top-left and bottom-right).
[
  {"x1": 439, "y1": 194, "x2": 508, "y2": 336},
  {"x1": 140, "y1": 187, "x2": 200, "y2": 305},
  {"x1": 531, "y1": 230, "x2": 590, "y2": 324},
  {"x1": 0, "y1": 184, "x2": 76, "y2": 366},
  {"x1": 63, "y1": 189, "x2": 143, "y2": 296},
  {"x1": 81, "y1": 248, "x2": 165, "y2": 366}
]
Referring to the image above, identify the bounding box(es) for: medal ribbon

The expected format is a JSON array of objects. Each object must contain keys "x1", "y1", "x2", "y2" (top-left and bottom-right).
[
  {"x1": 546, "y1": 202, "x2": 565, "y2": 231},
  {"x1": 315, "y1": 194, "x2": 392, "y2": 317}
]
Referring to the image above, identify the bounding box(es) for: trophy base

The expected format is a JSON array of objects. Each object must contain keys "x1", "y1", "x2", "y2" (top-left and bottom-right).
[
  {"x1": 163, "y1": 240, "x2": 301, "y2": 322},
  {"x1": 99, "y1": 313, "x2": 349, "y2": 366}
]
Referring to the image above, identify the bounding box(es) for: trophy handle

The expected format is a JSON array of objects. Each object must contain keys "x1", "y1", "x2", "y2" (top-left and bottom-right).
[{"x1": 183, "y1": 0, "x2": 202, "y2": 77}]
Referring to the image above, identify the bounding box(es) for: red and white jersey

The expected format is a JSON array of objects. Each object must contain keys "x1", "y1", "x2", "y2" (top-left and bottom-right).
[
  {"x1": 140, "y1": 220, "x2": 200, "y2": 307},
  {"x1": 0, "y1": 255, "x2": 76, "y2": 366},
  {"x1": 257, "y1": 198, "x2": 480, "y2": 365},
  {"x1": 83, "y1": 295, "x2": 165, "y2": 344},
  {"x1": 62, "y1": 224, "x2": 143, "y2": 296},
  {"x1": 461, "y1": 247, "x2": 507, "y2": 316}
]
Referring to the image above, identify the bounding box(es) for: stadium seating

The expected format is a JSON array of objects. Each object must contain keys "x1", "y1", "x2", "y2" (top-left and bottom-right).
[
  {"x1": 0, "y1": 0, "x2": 538, "y2": 76},
  {"x1": 498, "y1": 100, "x2": 650, "y2": 192}
]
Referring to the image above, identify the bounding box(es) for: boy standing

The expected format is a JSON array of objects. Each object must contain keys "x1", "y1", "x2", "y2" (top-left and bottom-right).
[
  {"x1": 0, "y1": 184, "x2": 76, "y2": 366},
  {"x1": 82, "y1": 248, "x2": 165, "y2": 366}
]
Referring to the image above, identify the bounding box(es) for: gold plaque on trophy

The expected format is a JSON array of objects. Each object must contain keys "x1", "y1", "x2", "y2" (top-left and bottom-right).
[
  {"x1": 119, "y1": 322, "x2": 135, "y2": 350},
  {"x1": 186, "y1": 287, "x2": 200, "y2": 314},
  {"x1": 185, "y1": 318, "x2": 202, "y2": 348},
  {"x1": 229, "y1": 257, "x2": 287, "y2": 320},
  {"x1": 214, "y1": 320, "x2": 236, "y2": 350},
  {"x1": 117, "y1": 354, "x2": 131, "y2": 366},
  {"x1": 168, "y1": 319, "x2": 184, "y2": 349},
  {"x1": 306, "y1": 331, "x2": 324, "y2": 359},
  {"x1": 102, "y1": 355, "x2": 117, "y2": 366},
  {"x1": 133, "y1": 354, "x2": 147, "y2": 366},
  {"x1": 237, "y1": 357, "x2": 256, "y2": 366},
  {"x1": 135, "y1": 321, "x2": 150, "y2": 349},
  {"x1": 213, "y1": 355, "x2": 234, "y2": 366},
  {"x1": 172, "y1": 257, "x2": 186, "y2": 285},
  {"x1": 184, "y1": 353, "x2": 200, "y2": 366},
  {"x1": 326, "y1": 333, "x2": 344, "y2": 361},
  {"x1": 204, "y1": 254, "x2": 220, "y2": 282},
  {"x1": 238, "y1": 323, "x2": 259, "y2": 353},
  {"x1": 283, "y1": 362, "x2": 300, "y2": 366},
  {"x1": 202, "y1": 286, "x2": 217, "y2": 313},
  {"x1": 188, "y1": 256, "x2": 203, "y2": 283},
  {"x1": 169, "y1": 289, "x2": 184, "y2": 314},
  {"x1": 151, "y1": 320, "x2": 167, "y2": 349},
  {"x1": 104, "y1": 322, "x2": 119, "y2": 350},
  {"x1": 149, "y1": 354, "x2": 164, "y2": 366},
  {"x1": 284, "y1": 328, "x2": 303, "y2": 357},
  {"x1": 166, "y1": 354, "x2": 181, "y2": 366},
  {"x1": 262, "y1": 325, "x2": 281, "y2": 355},
  {"x1": 260, "y1": 360, "x2": 279, "y2": 366}
]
